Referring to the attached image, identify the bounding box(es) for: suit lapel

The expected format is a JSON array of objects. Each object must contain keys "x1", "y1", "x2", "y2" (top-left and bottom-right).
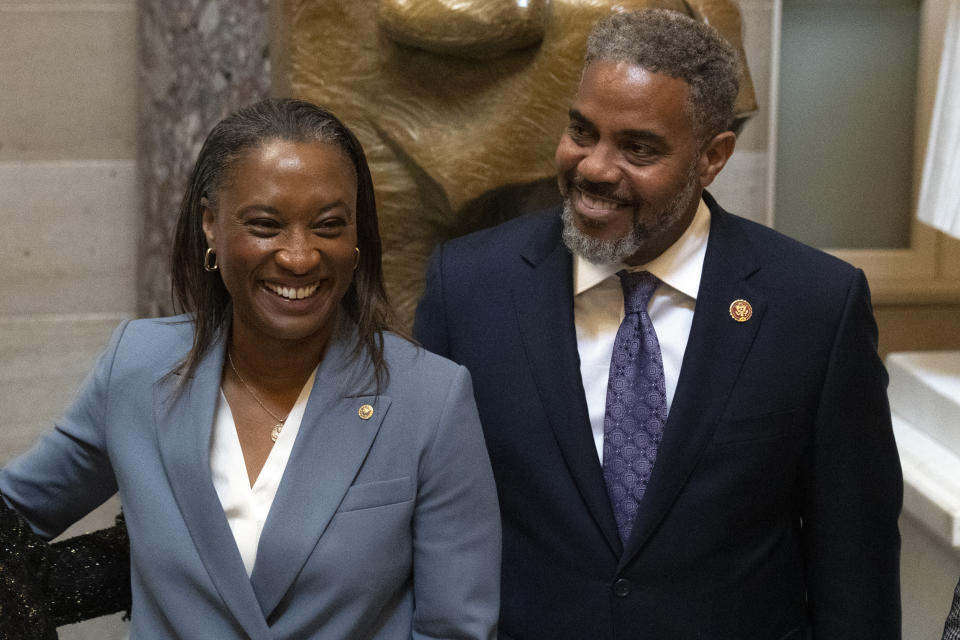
[
  {"x1": 619, "y1": 201, "x2": 767, "y2": 568},
  {"x1": 250, "y1": 328, "x2": 390, "y2": 618},
  {"x1": 154, "y1": 333, "x2": 272, "y2": 639},
  {"x1": 510, "y1": 213, "x2": 622, "y2": 556}
]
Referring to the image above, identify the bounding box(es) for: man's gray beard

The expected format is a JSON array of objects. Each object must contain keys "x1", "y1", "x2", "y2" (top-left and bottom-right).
[
  {"x1": 560, "y1": 173, "x2": 700, "y2": 265},
  {"x1": 561, "y1": 199, "x2": 642, "y2": 264}
]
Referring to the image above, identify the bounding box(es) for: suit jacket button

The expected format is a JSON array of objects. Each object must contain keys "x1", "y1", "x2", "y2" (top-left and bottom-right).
[{"x1": 613, "y1": 578, "x2": 632, "y2": 598}]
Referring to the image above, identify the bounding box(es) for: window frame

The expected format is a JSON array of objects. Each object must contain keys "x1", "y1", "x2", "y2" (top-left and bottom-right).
[{"x1": 768, "y1": 0, "x2": 960, "y2": 305}]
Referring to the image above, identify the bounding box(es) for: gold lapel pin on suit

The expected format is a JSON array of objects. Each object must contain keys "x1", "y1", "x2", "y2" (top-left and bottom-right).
[
  {"x1": 358, "y1": 404, "x2": 374, "y2": 420},
  {"x1": 729, "y1": 299, "x2": 753, "y2": 322}
]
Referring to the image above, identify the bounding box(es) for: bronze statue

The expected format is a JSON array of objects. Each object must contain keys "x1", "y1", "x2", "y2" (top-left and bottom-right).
[{"x1": 274, "y1": 0, "x2": 756, "y2": 326}]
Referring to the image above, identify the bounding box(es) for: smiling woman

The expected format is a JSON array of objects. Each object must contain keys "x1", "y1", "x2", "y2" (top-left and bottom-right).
[
  {"x1": 201, "y1": 140, "x2": 358, "y2": 349},
  {"x1": 0, "y1": 99, "x2": 501, "y2": 639},
  {"x1": 198, "y1": 139, "x2": 364, "y2": 482}
]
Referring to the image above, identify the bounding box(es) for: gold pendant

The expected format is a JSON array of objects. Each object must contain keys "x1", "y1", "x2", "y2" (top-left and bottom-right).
[{"x1": 271, "y1": 423, "x2": 283, "y2": 443}]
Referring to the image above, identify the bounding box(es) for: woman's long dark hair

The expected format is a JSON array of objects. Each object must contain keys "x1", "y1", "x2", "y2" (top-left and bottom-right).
[{"x1": 170, "y1": 98, "x2": 393, "y2": 389}]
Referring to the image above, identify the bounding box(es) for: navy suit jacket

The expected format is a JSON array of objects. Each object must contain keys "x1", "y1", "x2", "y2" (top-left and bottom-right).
[{"x1": 414, "y1": 193, "x2": 902, "y2": 640}]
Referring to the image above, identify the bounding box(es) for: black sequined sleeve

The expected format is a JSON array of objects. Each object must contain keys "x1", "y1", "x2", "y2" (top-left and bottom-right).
[{"x1": 0, "y1": 495, "x2": 131, "y2": 636}]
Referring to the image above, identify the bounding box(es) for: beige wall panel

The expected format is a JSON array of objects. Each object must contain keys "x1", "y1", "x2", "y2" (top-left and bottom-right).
[
  {"x1": 709, "y1": 149, "x2": 770, "y2": 225},
  {"x1": 900, "y1": 514, "x2": 960, "y2": 640},
  {"x1": 708, "y1": 0, "x2": 774, "y2": 227},
  {"x1": 734, "y1": 0, "x2": 774, "y2": 152},
  {"x1": 0, "y1": 5, "x2": 136, "y2": 160},
  {"x1": 0, "y1": 314, "x2": 127, "y2": 460},
  {"x1": 0, "y1": 161, "x2": 137, "y2": 315},
  {"x1": 0, "y1": 3, "x2": 133, "y2": 638},
  {"x1": 875, "y1": 303, "x2": 960, "y2": 357}
]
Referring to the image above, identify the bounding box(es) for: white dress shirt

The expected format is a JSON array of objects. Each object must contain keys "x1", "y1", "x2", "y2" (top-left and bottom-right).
[
  {"x1": 574, "y1": 198, "x2": 710, "y2": 461},
  {"x1": 210, "y1": 368, "x2": 316, "y2": 576}
]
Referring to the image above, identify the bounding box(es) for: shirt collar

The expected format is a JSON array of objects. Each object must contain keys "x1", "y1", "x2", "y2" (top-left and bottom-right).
[{"x1": 573, "y1": 197, "x2": 711, "y2": 300}]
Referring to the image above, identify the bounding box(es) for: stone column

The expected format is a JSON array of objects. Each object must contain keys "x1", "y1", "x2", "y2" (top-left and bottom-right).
[{"x1": 137, "y1": 0, "x2": 271, "y2": 316}]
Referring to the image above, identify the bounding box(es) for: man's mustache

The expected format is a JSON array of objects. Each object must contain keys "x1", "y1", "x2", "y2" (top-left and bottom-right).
[{"x1": 569, "y1": 176, "x2": 640, "y2": 207}]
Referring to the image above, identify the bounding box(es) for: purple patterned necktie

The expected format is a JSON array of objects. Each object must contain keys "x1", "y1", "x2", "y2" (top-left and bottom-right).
[{"x1": 603, "y1": 270, "x2": 667, "y2": 544}]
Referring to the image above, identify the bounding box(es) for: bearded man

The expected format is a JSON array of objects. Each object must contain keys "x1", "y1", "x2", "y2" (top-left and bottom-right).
[{"x1": 415, "y1": 9, "x2": 902, "y2": 640}]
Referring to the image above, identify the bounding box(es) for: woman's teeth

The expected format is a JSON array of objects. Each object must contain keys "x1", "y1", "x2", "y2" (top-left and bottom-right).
[{"x1": 266, "y1": 282, "x2": 319, "y2": 300}]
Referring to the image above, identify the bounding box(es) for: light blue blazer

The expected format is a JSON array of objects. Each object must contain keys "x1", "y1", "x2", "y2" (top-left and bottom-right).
[{"x1": 1, "y1": 315, "x2": 501, "y2": 639}]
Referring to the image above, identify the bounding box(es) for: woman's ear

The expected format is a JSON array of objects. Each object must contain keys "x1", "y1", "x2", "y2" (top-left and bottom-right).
[{"x1": 200, "y1": 197, "x2": 216, "y2": 250}]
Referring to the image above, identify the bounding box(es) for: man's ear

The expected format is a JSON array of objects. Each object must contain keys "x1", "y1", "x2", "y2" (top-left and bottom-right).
[
  {"x1": 697, "y1": 131, "x2": 737, "y2": 188},
  {"x1": 200, "y1": 197, "x2": 216, "y2": 250}
]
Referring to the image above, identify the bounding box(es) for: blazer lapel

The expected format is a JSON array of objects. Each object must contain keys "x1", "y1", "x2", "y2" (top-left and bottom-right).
[
  {"x1": 619, "y1": 201, "x2": 767, "y2": 568},
  {"x1": 510, "y1": 213, "x2": 622, "y2": 556},
  {"x1": 250, "y1": 328, "x2": 390, "y2": 618},
  {"x1": 154, "y1": 333, "x2": 272, "y2": 640}
]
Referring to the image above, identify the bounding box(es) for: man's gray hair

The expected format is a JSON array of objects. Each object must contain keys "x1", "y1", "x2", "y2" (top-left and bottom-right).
[{"x1": 585, "y1": 9, "x2": 741, "y2": 141}]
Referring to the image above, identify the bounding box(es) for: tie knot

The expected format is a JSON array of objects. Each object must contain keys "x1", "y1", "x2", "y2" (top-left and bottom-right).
[{"x1": 618, "y1": 270, "x2": 659, "y2": 314}]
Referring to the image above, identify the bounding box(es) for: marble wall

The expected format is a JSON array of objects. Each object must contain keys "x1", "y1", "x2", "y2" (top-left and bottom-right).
[{"x1": 137, "y1": 0, "x2": 270, "y2": 317}]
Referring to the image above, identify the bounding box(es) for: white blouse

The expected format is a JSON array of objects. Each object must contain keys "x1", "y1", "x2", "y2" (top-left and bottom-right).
[{"x1": 210, "y1": 369, "x2": 316, "y2": 576}]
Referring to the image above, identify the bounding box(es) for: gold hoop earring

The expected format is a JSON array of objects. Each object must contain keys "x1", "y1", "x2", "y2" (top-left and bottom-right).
[
  {"x1": 353, "y1": 247, "x2": 360, "y2": 271},
  {"x1": 203, "y1": 248, "x2": 218, "y2": 272}
]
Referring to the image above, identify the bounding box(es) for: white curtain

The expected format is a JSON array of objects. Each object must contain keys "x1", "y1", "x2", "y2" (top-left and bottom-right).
[{"x1": 918, "y1": 1, "x2": 960, "y2": 239}]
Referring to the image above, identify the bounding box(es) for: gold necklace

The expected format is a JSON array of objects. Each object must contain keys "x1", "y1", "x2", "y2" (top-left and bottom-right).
[{"x1": 227, "y1": 351, "x2": 288, "y2": 443}]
